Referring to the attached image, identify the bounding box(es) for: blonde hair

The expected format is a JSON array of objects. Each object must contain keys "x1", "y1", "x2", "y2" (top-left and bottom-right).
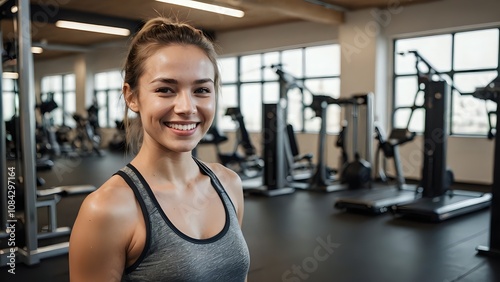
[{"x1": 122, "y1": 17, "x2": 220, "y2": 154}]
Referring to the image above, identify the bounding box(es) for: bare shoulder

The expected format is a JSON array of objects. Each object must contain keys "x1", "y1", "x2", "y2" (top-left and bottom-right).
[
  {"x1": 79, "y1": 175, "x2": 138, "y2": 222},
  {"x1": 71, "y1": 175, "x2": 140, "y2": 248},
  {"x1": 69, "y1": 175, "x2": 140, "y2": 281}
]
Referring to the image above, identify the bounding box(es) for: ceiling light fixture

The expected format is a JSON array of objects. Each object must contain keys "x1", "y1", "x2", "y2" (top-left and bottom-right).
[
  {"x1": 3, "y1": 72, "x2": 19, "y2": 79},
  {"x1": 156, "y1": 0, "x2": 244, "y2": 18},
  {"x1": 55, "y1": 20, "x2": 131, "y2": 36},
  {"x1": 31, "y1": 46, "x2": 43, "y2": 54}
]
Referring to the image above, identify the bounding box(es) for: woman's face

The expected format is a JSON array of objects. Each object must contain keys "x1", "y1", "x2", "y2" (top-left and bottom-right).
[{"x1": 128, "y1": 44, "x2": 216, "y2": 153}]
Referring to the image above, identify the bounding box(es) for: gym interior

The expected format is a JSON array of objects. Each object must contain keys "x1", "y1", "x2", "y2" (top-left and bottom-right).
[{"x1": 1, "y1": 0, "x2": 500, "y2": 281}]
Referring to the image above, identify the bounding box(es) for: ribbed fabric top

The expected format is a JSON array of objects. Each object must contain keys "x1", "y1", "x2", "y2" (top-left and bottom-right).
[{"x1": 116, "y1": 158, "x2": 250, "y2": 282}]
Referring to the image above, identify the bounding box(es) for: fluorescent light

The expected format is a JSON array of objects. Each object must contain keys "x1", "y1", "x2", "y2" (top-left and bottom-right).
[
  {"x1": 11, "y1": 6, "x2": 18, "y2": 13},
  {"x1": 156, "y1": 0, "x2": 244, "y2": 18},
  {"x1": 31, "y1": 46, "x2": 43, "y2": 54},
  {"x1": 55, "y1": 20, "x2": 131, "y2": 36},
  {"x1": 3, "y1": 72, "x2": 19, "y2": 79}
]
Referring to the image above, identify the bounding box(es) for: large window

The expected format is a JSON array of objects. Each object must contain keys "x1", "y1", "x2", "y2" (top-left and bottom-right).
[
  {"x1": 393, "y1": 28, "x2": 499, "y2": 135},
  {"x1": 2, "y1": 78, "x2": 18, "y2": 122},
  {"x1": 217, "y1": 44, "x2": 341, "y2": 133},
  {"x1": 41, "y1": 74, "x2": 76, "y2": 128},
  {"x1": 94, "y1": 70, "x2": 124, "y2": 128}
]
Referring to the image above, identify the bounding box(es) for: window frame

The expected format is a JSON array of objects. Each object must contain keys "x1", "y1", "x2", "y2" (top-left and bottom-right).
[
  {"x1": 93, "y1": 70, "x2": 124, "y2": 128},
  {"x1": 392, "y1": 27, "x2": 500, "y2": 137},
  {"x1": 40, "y1": 73, "x2": 76, "y2": 127},
  {"x1": 218, "y1": 43, "x2": 341, "y2": 134},
  {"x1": 2, "y1": 78, "x2": 18, "y2": 122}
]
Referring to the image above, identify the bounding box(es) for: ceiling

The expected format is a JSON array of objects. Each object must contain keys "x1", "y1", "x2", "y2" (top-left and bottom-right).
[{"x1": 0, "y1": 0, "x2": 440, "y2": 62}]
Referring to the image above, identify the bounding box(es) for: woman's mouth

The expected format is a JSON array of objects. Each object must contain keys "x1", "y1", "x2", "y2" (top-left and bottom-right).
[{"x1": 164, "y1": 122, "x2": 198, "y2": 131}]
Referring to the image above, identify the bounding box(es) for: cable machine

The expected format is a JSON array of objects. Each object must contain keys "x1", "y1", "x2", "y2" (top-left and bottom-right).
[
  {"x1": 391, "y1": 51, "x2": 492, "y2": 222},
  {"x1": 0, "y1": 0, "x2": 95, "y2": 266},
  {"x1": 245, "y1": 65, "x2": 295, "y2": 196},
  {"x1": 1, "y1": 0, "x2": 49, "y2": 265},
  {"x1": 307, "y1": 93, "x2": 374, "y2": 192}
]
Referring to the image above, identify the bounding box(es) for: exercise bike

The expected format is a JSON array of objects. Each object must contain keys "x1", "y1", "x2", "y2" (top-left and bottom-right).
[
  {"x1": 201, "y1": 107, "x2": 264, "y2": 180},
  {"x1": 35, "y1": 92, "x2": 61, "y2": 160},
  {"x1": 57, "y1": 100, "x2": 103, "y2": 157},
  {"x1": 71, "y1": 112, "x2": 102, "y2": 156}
]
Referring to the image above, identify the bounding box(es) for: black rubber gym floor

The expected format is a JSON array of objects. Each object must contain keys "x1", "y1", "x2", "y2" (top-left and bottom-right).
[{"x1": 1, "y1": 150, "x2": 499, "y2": 282}]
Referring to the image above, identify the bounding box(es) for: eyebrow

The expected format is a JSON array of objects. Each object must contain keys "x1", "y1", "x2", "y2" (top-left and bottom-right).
[{"x1": 151, "y1": 78, "x2": 214, "y2": 85}]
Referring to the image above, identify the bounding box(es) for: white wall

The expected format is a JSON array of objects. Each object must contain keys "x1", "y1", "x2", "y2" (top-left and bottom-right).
[
  {"x1": 384, "y1": 0, "x2": 500, "y2": 37},
  {"x1": 33, "y1": 0, "x2": 500, "y2": 184},
  {"x1": 216, "y1": 21, "x2": 339, "y2": 56}
]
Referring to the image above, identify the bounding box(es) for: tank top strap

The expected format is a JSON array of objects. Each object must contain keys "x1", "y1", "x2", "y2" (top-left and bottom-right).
[
  {"x1": 114, "y1": 164, "x2": 158, "y2": 212},
  {"x1": 113, "y1": 164, "x2": 156, "y2": 273},
  {"x1": 192, "y1": 157, "x2": 238, "y2": 214}
]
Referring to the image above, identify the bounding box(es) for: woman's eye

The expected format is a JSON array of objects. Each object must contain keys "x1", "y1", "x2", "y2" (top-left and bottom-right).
[
  {"x1": 156, "y1": 87, "x2": 174, "y2": 94},
  {"x1": 195, "y1": 87, "x2": 211, "y2": 94}
]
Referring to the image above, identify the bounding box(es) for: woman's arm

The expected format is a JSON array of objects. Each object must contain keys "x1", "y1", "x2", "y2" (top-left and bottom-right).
[{"x1": 69, "y1": 181, "x2": 136, "y2": 282}]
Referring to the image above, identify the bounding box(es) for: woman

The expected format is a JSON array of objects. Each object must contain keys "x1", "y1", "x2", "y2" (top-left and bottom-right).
[{"x1": 69, "y1": 17, "x2": 250, "y2": 282}]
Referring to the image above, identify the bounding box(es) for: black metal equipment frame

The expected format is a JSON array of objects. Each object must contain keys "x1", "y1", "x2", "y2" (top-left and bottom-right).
[
  {"x1": 307, "y1": 94, "x2": 374, "y2": 192},
  {"x1": 474, "y1": 75, "x2": 500, "y2": 257},
  {"x1": 392, "y1": 79, "x2": 491, "y2": 222},
  {"x1": 245, "y1": 66, "x2": 295, "y2": 196},
  {"x1": 1, "y1": 0, "x2": 62, "y2": 266},
  {"x1": 201, "y1": 107, "x2": 264, "y2": 181},
  {"x1": 0, "y1": 0, "x2": 96, "y2": 266}
]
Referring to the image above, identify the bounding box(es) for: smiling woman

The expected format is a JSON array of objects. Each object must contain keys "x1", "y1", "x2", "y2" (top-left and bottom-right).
[
  {"x1": 125, "y1": 44, "x2": 217, "y2": 153},
  {"x1": 68, "y1": 17, "x2": 250, "y2": 282}
]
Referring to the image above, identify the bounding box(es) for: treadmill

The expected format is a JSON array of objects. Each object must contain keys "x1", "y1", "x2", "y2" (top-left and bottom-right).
[{"x1": 334, "y1": 126, "x2": 419, "y2": 214}]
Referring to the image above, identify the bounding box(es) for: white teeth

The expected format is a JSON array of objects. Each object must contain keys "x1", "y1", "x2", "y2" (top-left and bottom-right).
[{"x1": 166, "y1": 123, "x2": 197, "y2": 131}]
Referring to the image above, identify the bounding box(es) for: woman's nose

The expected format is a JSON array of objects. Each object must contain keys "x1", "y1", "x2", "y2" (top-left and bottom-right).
[{"x1": 174, "y1": 91, "x2": 196, "y2": 115}]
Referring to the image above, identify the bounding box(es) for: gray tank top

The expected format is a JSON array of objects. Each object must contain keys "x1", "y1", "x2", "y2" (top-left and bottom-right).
[{"x1": 115, "y1": 158, "x2": 250, "y2": 282}]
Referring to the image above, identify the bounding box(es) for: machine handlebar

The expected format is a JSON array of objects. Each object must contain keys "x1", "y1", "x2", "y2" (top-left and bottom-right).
[{"x1": 473, "y1": 75, "x2": 500, "y2": 102}]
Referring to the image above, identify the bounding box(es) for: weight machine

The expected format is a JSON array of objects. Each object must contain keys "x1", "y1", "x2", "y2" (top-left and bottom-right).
[
  {"x1": 306, "y1": 93, "x2": 375, "y2": 192},
  {"x1": 391, "y1": 51, "x2": 492, "y2": 222},
  {"x1": 0, "y1": 1, "x2": 95, "y2": 266},
  {"x1": 255, "y1": 64, "x2": 377, "y2": 194},
  {"x1": 245, "y1": 65, "x2": 298, "y2": 196}
]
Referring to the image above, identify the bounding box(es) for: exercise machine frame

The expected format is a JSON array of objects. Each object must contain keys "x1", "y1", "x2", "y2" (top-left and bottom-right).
[
  {"x1": 245, "y1": 66, "x2": 295, "y2": 196},
  {"x1": 307, "y1": 93, "x2": 375, "y2": 192},
  {"x1": 390, "y1": 51, "x2": 492, "y2": 222},
  {"x1": 1, "y1": 0, "x2": 64, "y2": 266},
  {"x1": 474, "y1": 75, "x2": 500, "y2": 257},
  {"x1": 391, "y1": 79, "x2": 491, "y2": 221},
  {"x1": 0, "y1": 1, "x2": 96, "y2": 266}
]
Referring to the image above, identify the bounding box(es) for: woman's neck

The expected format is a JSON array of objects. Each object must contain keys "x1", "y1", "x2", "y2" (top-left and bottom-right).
[{"x1": 130, "y1": 144, "x2": 199, "y2": 188}]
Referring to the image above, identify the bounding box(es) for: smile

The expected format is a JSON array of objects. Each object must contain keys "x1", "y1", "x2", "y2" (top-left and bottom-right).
[{"x1": 165, "y1": 123, "x2": 198, "y2": 131}]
